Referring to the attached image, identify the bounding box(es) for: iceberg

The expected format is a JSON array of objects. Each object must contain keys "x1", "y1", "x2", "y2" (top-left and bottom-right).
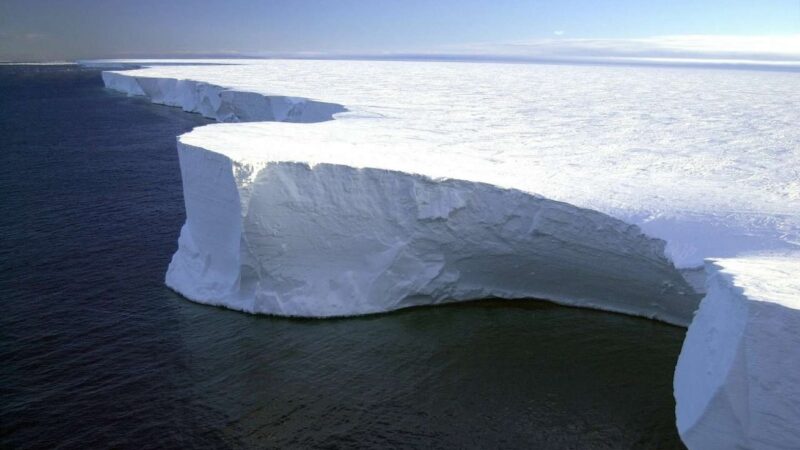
[
  {"x1": 94, "y1": 58, "x2": 799, "y2": 448},
  {"x1": 100, "y1": 68, "x2": 702, "y2": 324}
]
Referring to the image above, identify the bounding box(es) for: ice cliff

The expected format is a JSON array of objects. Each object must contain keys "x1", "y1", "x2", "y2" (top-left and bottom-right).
[
  {"x1": 171, "y1": 142, "x2": 696, "y2": 323},
  {"x1": 103, "y1": 71, "x2": 345, "y2": 123},
  {"x1": 98, "y1": 59, "x2": 800, "y2": 271},
  {"x1": 101, "y1": 70, "x2": 698, "y2": 324},
  {"x1": 675, "y1": 256, "x2": 800, "y2": 449}
]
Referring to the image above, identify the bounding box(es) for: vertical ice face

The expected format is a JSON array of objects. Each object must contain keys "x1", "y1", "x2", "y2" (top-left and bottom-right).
[
  {"x1": 102, "y1": 68, "x2": 699, "y2": 324},
  {"x1": 101, "y1": 72, "x2": 345, "y2": 123},
  {"x1": 164, "y1": 143, "x2": 698, "y2": 324},
  {"x1": 164, "y1": 145, "x2": 243, "y2": 302},
  {"x1": 675, "y1": 257, "x2": 800, "y2": 450}
]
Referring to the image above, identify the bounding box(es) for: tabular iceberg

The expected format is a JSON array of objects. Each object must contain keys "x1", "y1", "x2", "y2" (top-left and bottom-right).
[
  {"x1": 101, "y1": 68, "x2": 700, "y2": 324},
  {"x1": 95, "y1": 58, "x2": 800, "y2": 449},
  {"x1": 96, "y1": 59, "x2": 800, "y2": 271}
]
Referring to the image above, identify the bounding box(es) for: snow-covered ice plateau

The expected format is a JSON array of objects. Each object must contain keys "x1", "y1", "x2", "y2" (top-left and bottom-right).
[
  {"x1": 95, "y1": 58, "x2": 799, "y2": 449},
  {"x1": 98, "y1": 59, "x2": 800, "y2": 268}
]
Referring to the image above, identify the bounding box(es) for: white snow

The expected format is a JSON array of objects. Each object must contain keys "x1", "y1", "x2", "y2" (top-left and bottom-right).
[{"x1": 675, "y1": 255, "x2": 800, "y2": 449}]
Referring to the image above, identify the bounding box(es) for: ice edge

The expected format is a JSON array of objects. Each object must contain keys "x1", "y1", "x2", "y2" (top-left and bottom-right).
[
  {"x1": 675, "y1": 257, "x2": 800, "y2": 449},
  {"x1": 100, "y1": 66, "x2": 800, "y2": 450},
  {"x1": 101, "y1": 68, "x2": 700, "y2": 326}
]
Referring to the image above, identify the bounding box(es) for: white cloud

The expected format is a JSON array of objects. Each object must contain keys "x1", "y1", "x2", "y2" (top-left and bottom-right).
[{"x1": 446, "y1": 34, "x2": 800, "y2": 62}]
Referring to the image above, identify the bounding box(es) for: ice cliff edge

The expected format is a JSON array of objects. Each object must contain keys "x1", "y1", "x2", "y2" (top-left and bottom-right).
[
  {"x1": 102, "y1": 71, "x2": 345, "y2": 123},
  {"x1": 169, "y1": 142, "x2": 697, "y2": 323},
  {"x1": 675, "y1": 256, "x2": 800, "y2": 450},
  {"x1": 100, "y1": 62, "x2": 800, "y2": 450},
  {"x1": 102, "y1": 69, "x2": 698, "y2": 325}
]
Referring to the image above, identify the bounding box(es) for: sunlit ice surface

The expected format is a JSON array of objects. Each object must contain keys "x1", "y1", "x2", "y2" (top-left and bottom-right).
[{"x1": 99, "y1": 58, "x2": 800, "y2": 269}]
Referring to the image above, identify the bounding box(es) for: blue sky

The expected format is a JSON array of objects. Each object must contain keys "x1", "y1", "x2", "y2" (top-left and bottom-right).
[{"x1": 1, "y1": 0, "x2": 798, "y2": 61}]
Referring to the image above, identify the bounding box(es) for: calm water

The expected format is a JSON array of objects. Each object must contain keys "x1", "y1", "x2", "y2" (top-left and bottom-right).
[{"x1": 0, "y1": 65, "x2": 686, "y2": 449}]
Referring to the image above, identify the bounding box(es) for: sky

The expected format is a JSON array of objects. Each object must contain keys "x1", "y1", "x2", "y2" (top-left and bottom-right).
[{"x1": 1, "y1": 0, "x2": 799, "y2": 62}]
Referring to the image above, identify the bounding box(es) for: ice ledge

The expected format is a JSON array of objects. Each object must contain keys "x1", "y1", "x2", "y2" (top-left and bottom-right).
[
  {"x1": 167, "y1": 142, "x2": 698, "y2": 325},
  {"x1": 103, "y1": 68, "x2": 699, "y2": 324},
  {"x1": 102, "y1": 71, "x2": 346, "y2": 123},
  {"x1": 675, "y1": 256, "x2": 800, "y2": 449}
]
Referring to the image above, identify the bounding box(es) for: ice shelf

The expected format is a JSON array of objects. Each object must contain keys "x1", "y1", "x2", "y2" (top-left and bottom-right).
[
  {"x1": 97, "y1": 59, "x2": 800, "y2": 269},
  {"x1": 101, "y1": 67, "x2": 708, "y2": 325},
  {"x1": 94, "y1": 58, "x2": 799, "y2": 449}
]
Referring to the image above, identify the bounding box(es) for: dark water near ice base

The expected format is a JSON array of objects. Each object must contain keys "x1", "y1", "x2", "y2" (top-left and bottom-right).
[{"x1": 0, "y1": 65, "x2": 686, "y2": 449}]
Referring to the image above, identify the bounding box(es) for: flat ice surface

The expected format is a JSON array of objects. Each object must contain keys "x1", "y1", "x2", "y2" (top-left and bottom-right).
[
  {"x1": 710, "y1": 255, "x2": 800, "y2": 310},
  {"x1": 102, "y1": 59, "x2": 800, "y2": 269}
]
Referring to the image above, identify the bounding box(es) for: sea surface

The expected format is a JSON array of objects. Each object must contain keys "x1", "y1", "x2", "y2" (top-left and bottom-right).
[{"x1": 0, "y1": 65, "x2": 686, "y2": 449}]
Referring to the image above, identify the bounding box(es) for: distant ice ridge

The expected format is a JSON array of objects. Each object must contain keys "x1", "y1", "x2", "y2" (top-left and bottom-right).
[
  {"x1": 102, "y1": 72, "x2": 345, "y2": 123},
  {"x1": 97, "y1": 59, "x2": 800, "y2": 270},
  {"x1": 675, "y1": 256, "x2": 800, "y2": 449}
]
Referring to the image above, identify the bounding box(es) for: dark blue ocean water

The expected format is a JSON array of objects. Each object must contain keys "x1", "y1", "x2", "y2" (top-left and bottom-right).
[{"x1": 0, "y1": 65, "x2": 686, "y2": 449}]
